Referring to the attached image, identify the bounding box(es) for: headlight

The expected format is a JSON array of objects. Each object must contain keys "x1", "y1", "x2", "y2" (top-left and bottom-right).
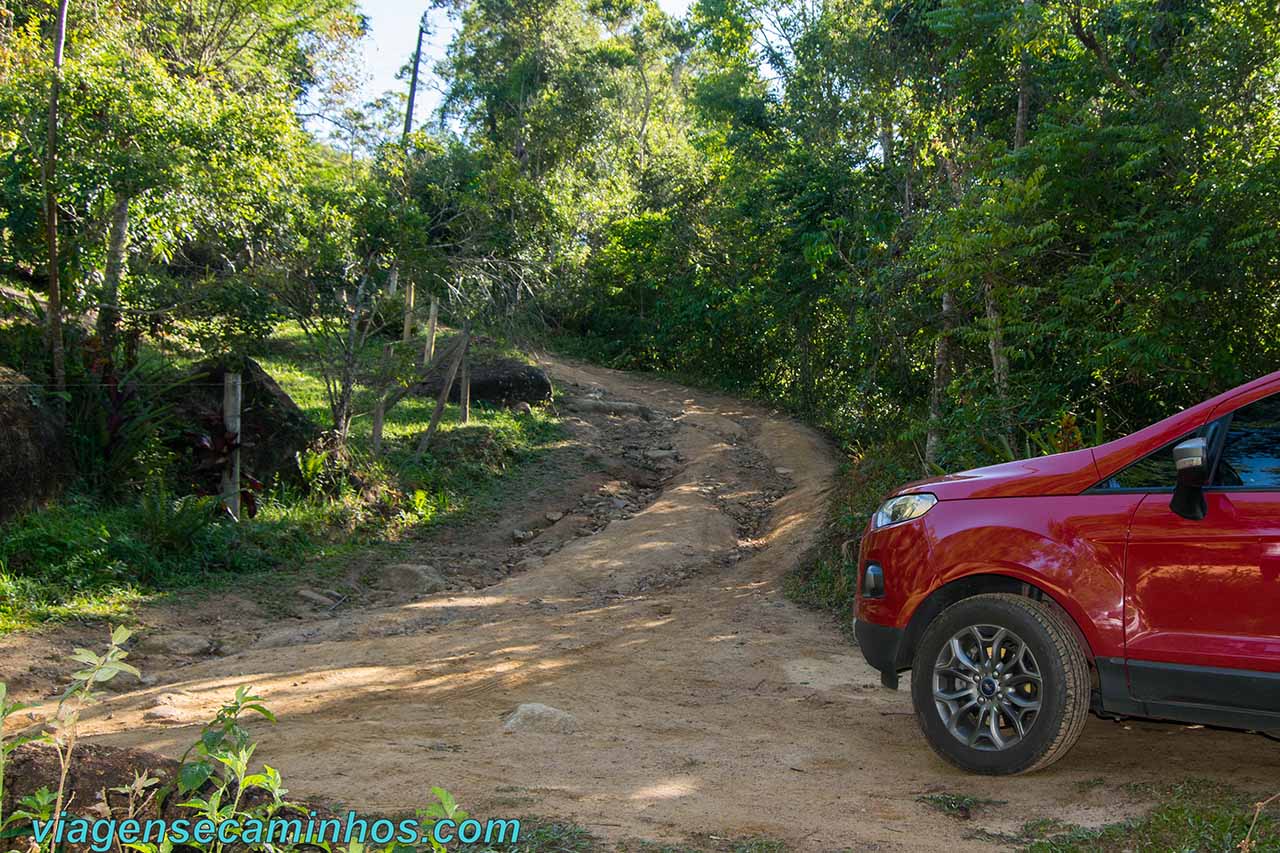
[{"x1": 873, "y1": 493, "x2": 938, "y2": 529}]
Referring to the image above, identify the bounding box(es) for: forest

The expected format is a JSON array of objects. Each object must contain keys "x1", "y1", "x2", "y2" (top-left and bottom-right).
[{"x1": 2, "y1": 0, "x2": 1276, "y2": 475}]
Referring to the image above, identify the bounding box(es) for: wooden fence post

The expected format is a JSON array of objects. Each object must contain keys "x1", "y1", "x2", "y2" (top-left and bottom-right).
[
  {"x1": 402, "y1": 278, "x2": 416, "y2": 342},
  {"x1": 459, "y1": 337, "x2": 471, "y2": 424},
  {"x1": 221, "y1": 371, "x2": 242, "y2": 521},
  {"x1": 417, "y1": 323, "x2": 469, "y2": 454},
  {"x1": 371, "y1": 343, "x2": 393, "y2": 458},
  {"x1": 421, "y1": 296, "x2": 438, "y2": 366}
]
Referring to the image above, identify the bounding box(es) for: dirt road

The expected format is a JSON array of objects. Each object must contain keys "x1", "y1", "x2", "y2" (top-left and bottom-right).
[{"x1": 17, "y1": 359, "x2": 1280, "y2": 850}]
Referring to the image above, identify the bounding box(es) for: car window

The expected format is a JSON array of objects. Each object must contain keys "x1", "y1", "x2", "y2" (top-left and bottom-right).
[
  {"x1": 1099, "y1": 425, "x2": 1216, "y2": 491},
  {"x1": 1214, "y1": 394, "x2": 1280, "y2": 489},
  {"x1": 1107, "y1": 437, "x2": 1185, "y2": 490}
]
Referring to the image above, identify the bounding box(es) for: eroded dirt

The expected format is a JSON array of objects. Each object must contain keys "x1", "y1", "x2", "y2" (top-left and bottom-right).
[{"x1": 4, "y1": 358, "x2": 1279, "y2": 850}]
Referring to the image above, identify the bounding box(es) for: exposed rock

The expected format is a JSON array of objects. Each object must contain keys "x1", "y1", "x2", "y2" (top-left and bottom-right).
[
  {"x1": 0, "y1": 366, "x2": 71, "y2": 522},
  {"x1": 645, "y1": 449, "x2": 679, "y2": 460},
  {"x1": 502, "y1": 703, "x2": 578, "y2": 735},
  {"x1": 143, "y1": 706, "x2": 188, "y2": 724},
  {"x1": 545, "y1": 511, "x2": 564, "y2": 523},
  {"x1": 416, "y1": 358, "x2": 553, "y2": 408},
  {"x1": 564, "y1": 398, "x2": 656, "y2": 421},
  {"x1": 380, "y1": 563, "x2": 451, "y2": 594},
  {"x1": 297, "y1": 588, "x2": 337, "y2": 608},
  {"x1": 166, "y1": 358, "x2": 319, "y2": 492},
  {"x1": 135, "y1": 631, "x2": 211, "y2": 658}
]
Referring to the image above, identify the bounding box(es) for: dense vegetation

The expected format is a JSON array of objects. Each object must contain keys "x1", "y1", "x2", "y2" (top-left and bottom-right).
[
  {"x1": 537, "y1": 0, "x2": 1280, "y2": 471},
  {"x1": 6, "y1": 0, "x2": 1278, "y2": 479}
]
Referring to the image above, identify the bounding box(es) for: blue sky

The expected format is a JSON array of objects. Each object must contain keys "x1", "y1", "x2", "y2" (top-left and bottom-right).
[{"x1": 357, "y1": 0, "x2": 694, "y2": 125}]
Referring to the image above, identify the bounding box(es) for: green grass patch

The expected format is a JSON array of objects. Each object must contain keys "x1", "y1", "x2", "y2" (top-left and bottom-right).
[
  {"x1": 0, "y1": 490, "x2": 325, "y2": 634},
  {"x1": 1027, "y1": 779, "x2": 1280, "y2": 852},
  {"x1": 0, "y1": 320, "x2": 563, "y2": 635}
]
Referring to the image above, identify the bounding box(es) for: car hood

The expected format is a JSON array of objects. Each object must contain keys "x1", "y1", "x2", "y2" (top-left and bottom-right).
[{"x1": 896, "y1": 447, "x2": 1102, "y2": 500}]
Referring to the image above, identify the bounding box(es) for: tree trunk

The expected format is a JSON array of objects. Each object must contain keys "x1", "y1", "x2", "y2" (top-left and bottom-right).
[
  {"x1": 984, "y1": 274, "x2": 1011, "y2": 437},
  {"x1": 44, "y1": 0, "x2": 71, "y2": 398},
  {"x1": 334, "y1": 350, "x2": 357, "y2": 441},
  {"x1": 924, "y1": 289, "x2": 955, "y2": 471},
  {"x1": 97, "y1": 193, "x2": 130, "y2": 356},
  {"x1": 1014, "y1": 0, "x2": 1034, "y2": 149}
]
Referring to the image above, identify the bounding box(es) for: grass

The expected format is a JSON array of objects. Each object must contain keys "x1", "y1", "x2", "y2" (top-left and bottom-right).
[
  {"x1": 1024, "y1": 779, "x2": 1280, "y2": 852},
  {"x1": 445, "y1": 814, "x2": 790, "y2": 853},
  {"x1": 455, "y1": 819, "x2": 597, "y2": 853},
  {"x1": 0, "y1": 319, "x2": 563, "y2": 635},
  {"x1": 916, "y1": 792, "x2": 1007, "y2": 821}
]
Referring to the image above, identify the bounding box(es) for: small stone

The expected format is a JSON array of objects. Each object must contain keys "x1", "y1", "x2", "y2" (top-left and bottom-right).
[
  {"x1": 502, "y1": 703, "x2": 578, "y2": 735},
  {"x1": 143, "y1": 706, "x2": 186, "y2": 724},
  {"x1": 545, "y1": 511, "x2": 564, "y2": 523},
  {"x1": 513, "y1": 529, "x2": 536, "y2": 543},
  {"x1": 515, "y1": 402, "x2": 534, "y2": 415},
  {"x1": 775, "y1": 467, "x2": 794, "y2": 475}
]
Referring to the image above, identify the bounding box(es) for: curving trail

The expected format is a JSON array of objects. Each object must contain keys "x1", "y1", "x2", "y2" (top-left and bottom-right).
[{"x1": 56, "y1": 358, "x2": 1280, "y2": 850}]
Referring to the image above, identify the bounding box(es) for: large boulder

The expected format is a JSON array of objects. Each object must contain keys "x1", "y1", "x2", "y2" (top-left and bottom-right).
[
  {"x1": 0, "y1": 366, "x2": 70, "y2": 522},
  {"x1": 415, "y1": 357, "x2": 553, "y2": 408},
  {"x1": 167, "y1": 359, "x2": 318, "y2": 489}
]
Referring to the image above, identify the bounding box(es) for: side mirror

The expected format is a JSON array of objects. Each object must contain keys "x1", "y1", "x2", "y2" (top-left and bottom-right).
[{"x1": 1170, "y1": 437, "x2": 1208, "y2": 520}]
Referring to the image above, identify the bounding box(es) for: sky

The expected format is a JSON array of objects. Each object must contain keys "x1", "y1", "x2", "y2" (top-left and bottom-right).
[{"x1": 356, "y1": 0, "x2": 694, "y2": 127}]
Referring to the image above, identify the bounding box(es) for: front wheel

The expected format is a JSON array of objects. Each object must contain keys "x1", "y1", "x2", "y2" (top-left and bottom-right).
[{"x1": 910, "y1": 594, "x2": 1090, "y2": 775}]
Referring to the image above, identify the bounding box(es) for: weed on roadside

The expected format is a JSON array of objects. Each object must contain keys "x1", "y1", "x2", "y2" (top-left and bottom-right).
[
  {"x1": 917, "y1": 792, "x2": 1007, "y2": 821},
  {"x1": 457, "y1": 819, "x2": 597, "y2": 853}
]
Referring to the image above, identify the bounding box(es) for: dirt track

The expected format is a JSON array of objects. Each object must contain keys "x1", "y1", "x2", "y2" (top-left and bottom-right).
[{"x1": 12, "y1": 359, "x2": 1280, "y2": 850}]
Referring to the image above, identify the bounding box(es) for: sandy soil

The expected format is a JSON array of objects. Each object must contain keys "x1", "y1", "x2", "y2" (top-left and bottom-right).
[{"x1": 6, "y1": 358, "x2": 1279, "y2": 850}]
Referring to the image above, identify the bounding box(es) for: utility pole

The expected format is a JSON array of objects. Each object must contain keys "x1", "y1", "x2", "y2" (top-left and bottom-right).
[
  {"x1": 393, "y1": 11, "x2": 431, "y2": 328},
  {"x1": 403, "y1": 12, "x2": 430, "y2": 141}
]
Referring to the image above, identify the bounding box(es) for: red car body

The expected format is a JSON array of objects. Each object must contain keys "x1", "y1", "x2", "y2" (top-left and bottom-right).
[{"x1": 856, "y1": 370, "x2": 1280, "y2": 731}]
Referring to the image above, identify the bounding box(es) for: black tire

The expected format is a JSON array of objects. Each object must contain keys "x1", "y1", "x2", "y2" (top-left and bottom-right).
[{"x1": 910, "y1": 593, "x2": 1090, "y2": 775}]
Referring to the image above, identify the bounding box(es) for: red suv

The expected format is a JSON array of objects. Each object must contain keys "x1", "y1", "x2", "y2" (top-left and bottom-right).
[{"x1": 855, "y1": 371, "x2": 1280, "y2": 775}]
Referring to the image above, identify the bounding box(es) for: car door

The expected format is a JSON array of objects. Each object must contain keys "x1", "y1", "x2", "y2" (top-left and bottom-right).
[{"x1": 1124, "y1": 388, "x2": 1280, "y2": 717}]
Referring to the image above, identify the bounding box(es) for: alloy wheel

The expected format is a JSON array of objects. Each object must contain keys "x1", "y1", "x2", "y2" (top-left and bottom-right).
[{"x1": 931, "y1": 624, "x2": 1042, "y2": 751}]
